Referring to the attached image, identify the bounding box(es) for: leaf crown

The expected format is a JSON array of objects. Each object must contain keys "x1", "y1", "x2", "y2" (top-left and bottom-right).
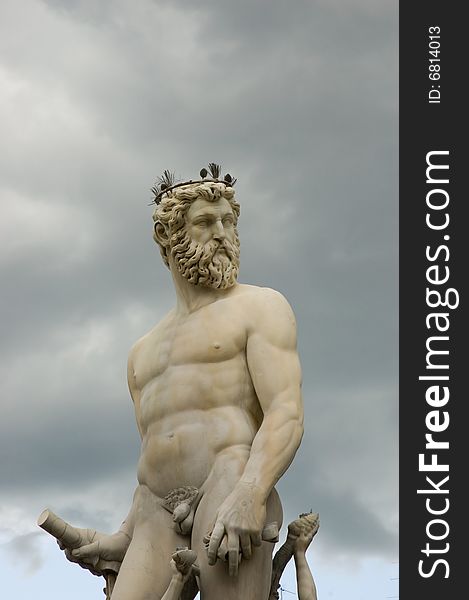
[{"x1": 151, "y1": 163, "x2": 237, "y2": 205}]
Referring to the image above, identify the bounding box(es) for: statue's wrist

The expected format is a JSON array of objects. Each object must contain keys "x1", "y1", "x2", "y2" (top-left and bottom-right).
[
  {"x1": 293, "y1": 547, "x2": 307, "y2": 560},
  {"x1": 236, "y1": 479, "x2": 268, "y2": 504},
  {"x1": 172, "y1": 571, "x2": 185, "y2": 584}
]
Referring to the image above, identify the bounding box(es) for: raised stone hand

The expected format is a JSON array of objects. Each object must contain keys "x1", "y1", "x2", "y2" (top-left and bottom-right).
[
  {"x1": 293, "y1": 527, "x2": 317, "y2": 555},
  {"x1": 269, "y1": 512, "x2": 319, "y2": 600},
  {"x1": 171, "y1": 548, "x2": 199, "y2": 581},
  {"x1": 290, "y1": 515, "x2": 319, "y2": 600},
  {"x1": 161, "y1": 548, "x2": 200, "y2": 600},
  {"x1": 289, "y1": 513, "x2": 319, "y2": 554}
]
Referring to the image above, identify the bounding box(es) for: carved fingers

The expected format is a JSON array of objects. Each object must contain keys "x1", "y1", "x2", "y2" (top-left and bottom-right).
[
  {"x1": 172, "y1": 548, "x2": 198, "y2": 578},
  {"x1": 204, "y1": 486, "x2": 273, "y2": 575},
  {"x1": 60, "y1": 531, "x2": 129, "y2": 577},
  {"x1": 239, "y1": 531, "x2": 252, "y2": 560},
  {"x1": 205, "y1": 527, "x2": 265, "y2": 576},
  {"x1": 71, "y1": 539, "x2": 106, "y2": 568},
  {"x1": 251, "y1": 530, "x2": 263, "y2": 547},
  {"x1": 294, "y1": 528, "x2": 319, "y2": 554},
  {"x1": 205, "y1": 525, "x2": 244, "y2": 577},
  {"x1": 204, "y1": 520, "x2": 276, "y2": 577},
  {"x1": 59, "y1": 541, "x2": 102, "y2": 576},
  {"x1": 227, "y1": 530, "x2": 240, "y2": 577},
  {"x1": 290, "y1": 513, "x2": 320, "y2": 554},
  {"x1": 206, "y1": 522, "x2": 225, "y2": 565}
]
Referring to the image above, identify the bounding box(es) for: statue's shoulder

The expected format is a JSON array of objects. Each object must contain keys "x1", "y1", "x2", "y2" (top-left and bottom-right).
[
  {"x1": 234, "y1": 283, "x2": 291, "y2": 306},
  {"x1": 233, "y1": 284, "x2": 296, "y2": 327}
]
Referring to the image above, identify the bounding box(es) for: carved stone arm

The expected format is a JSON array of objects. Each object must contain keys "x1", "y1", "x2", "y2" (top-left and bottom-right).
[{"x1": 268, "y1": 512, "x2": 319, "y2": 600}]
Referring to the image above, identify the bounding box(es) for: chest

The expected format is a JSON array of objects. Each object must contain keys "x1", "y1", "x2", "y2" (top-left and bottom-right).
[{"x1": 134, "y1": 306, "x2": 247, "y2": 389}]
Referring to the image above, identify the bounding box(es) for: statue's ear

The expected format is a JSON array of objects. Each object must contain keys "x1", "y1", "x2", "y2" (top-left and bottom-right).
[{"x1": 153, "y1": 221, "x2": 169, "y2": 246}]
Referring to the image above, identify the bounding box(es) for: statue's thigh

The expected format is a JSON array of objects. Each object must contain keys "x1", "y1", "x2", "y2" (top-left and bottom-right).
[
  {"x1": 111, "y1": 506, "x2": 189, "y2": 600},
  {"x1": 191, "y1": 482, "x2": 283, "y2": 600},
  {"x1": 197, "y1": 541, "x2": 273, "y2": 599}
]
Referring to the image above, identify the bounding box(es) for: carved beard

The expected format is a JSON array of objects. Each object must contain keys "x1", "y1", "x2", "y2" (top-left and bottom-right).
[{"x1": 170, "y1": 228, "x2": 240, "y2": 289}]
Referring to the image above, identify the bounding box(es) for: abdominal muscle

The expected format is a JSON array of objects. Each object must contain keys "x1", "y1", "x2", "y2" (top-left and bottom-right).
[
  {"x1": 135, "y1": 351, "x2": 261, "y2": 498},
  {"x1": 137, "y1": 404, "x2": 258, "y2": 498}
]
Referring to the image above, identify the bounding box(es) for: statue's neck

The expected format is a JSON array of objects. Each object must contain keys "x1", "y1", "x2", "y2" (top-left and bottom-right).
[{"x1": 168, "y1": 257, "x2": 234, "y2": 315}]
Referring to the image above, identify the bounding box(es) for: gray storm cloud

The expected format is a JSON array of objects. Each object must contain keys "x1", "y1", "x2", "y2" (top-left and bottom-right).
[{"x1": 0, "y1": 0, "x2": 397, "y2": 581}]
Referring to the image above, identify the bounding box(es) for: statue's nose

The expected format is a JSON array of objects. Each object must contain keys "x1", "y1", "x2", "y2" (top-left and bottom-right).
[{"x1": 213, "y1": 221, "x2": 226, "y2": 240}]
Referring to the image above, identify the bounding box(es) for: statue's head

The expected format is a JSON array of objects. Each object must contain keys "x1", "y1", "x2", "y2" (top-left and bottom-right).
[{"x1": 152, "y1": 180, "x2": 241, "y2": 289}]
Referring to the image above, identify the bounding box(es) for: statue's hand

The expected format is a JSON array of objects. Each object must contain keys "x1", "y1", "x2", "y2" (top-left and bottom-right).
[
  {"x1": 169, "y1": 548, "x2": 199, "y2": 583},
  {"x1": 207, "y1": 482, "x2": 266, "y2": 577},
  {"x1": 59, "y1": 529, "x2": 130, "y2": 577},
  {"x1": 289, "y1": 512, "x2": 320, "y2": 555},
  {"x1": 293, "y1": 528, "x2": 317, "y2": 554}
]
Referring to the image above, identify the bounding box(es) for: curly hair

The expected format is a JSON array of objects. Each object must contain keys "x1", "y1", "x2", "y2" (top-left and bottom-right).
[{"x1": 152, "y1": 181, "x2": 240, "y2": 268}]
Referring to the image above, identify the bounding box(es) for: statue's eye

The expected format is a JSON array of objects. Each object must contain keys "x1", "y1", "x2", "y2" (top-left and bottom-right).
[{"x1": 222, "y1": 217, "x2": 234, "y2": 226}]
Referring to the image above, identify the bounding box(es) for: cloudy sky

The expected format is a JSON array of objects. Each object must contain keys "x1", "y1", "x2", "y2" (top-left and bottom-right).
[{"x1": 0, "y1": 0, "x2": 398, "y2": 598}]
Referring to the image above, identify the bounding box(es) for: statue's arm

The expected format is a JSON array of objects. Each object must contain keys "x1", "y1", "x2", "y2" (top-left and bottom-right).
[
  {"x1": 294, "y1": 549, "x2": 317, "y2": 600},
  {"x1": 207, "y1": 289, "x2": 304, "y2": 575},
  {"x1": 240, "y1": 289, "x2": 304, "y2": 497}
]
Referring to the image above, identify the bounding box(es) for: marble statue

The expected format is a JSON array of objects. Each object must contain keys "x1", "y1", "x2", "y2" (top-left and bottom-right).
[{"x1": 39, "y1": 166, "x2": 318, "y2": 599}]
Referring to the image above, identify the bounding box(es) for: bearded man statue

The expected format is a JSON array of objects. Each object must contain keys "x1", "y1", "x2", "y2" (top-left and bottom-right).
[{"x1": 45, "y1": 166, "x2": 305, "y2": 600}]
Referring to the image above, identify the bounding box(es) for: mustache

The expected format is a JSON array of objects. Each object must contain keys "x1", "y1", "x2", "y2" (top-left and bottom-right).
[
  {"x1": 204, "y1": 239, "x2": 228, "y2": 256},
  {"x1": 172, "y1": 239, "x2": 222, "y2": 269}
]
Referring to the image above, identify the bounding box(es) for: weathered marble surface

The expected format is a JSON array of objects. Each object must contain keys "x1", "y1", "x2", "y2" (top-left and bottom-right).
[{"x1": 39, "y1": 175, "x2": 316, "y2": 599}]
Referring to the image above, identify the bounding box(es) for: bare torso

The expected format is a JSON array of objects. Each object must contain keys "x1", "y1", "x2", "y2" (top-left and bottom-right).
[{"x1": 131, "y1": 284, "x2": 265, "y2": 498}]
